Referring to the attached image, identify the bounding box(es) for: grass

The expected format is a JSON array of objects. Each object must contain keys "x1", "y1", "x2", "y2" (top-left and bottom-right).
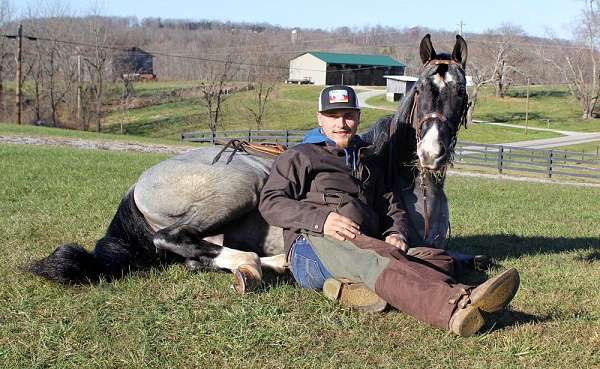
[
  {"x1": 102, "y1": 85, "x2": 387, "y2": 140},
  {"x1": 366, "y1": 84, "x2": 600, "y2": 133},
  {"x1": 552, "y1": 141, "x2": 600, "y2": 156},
  {"x1": 7, "y1": 82, "x2": 600, "y2": 145},
  {"x1": 365, "y1": 92, "x2": 561, "y2": 144},
  {"x1": 0, "y1": 143, "x2": 598, "y2": 368}
]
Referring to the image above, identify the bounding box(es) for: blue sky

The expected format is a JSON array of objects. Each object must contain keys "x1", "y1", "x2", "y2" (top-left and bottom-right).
[{"x1": 18, "y1": 0, "x2": 583, "y2": 38}]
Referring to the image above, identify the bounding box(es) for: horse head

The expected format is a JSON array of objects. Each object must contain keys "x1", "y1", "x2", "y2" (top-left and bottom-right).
[{"x1": 412, "y1": 34, "x2": 468, "y2": 172}]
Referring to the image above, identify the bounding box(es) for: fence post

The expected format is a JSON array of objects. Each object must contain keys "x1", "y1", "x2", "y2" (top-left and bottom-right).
[
  {"x1": 211, "y1": 131, "x2": 215, "y2": 145},
  {"x1": 547, "y1": 150, "x2": 553, "y2": 178},
  {"x1": 497, "y1": 145, "x2": 504, "y2": 174},
  {"x1": 180, "y1": 129, "x2": 183, "y2": 143},
  {"x1": 248, "y1": 130, "x2": 252, "y2": 142},
  {"x1": 285, "y1": 130, "x2": 289, "y2": 147}
]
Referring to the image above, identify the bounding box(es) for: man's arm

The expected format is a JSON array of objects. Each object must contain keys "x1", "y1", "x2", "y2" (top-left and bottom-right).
[
  {"x1": 259, "y1": 149, "x2": 360, "y2": 240},
  {"x1": 376, "y1": 186, "x2": 410, "y2": 251}
]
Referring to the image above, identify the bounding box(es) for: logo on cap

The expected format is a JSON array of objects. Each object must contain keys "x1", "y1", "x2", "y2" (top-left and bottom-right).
[{"x1": 328, "y1": 90, "x2": 349, "y2": 104}]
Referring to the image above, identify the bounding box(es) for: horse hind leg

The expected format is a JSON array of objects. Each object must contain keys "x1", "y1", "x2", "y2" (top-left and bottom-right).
[{"x1": 153, "y1": 225, "x2": 262, "y2": 293}]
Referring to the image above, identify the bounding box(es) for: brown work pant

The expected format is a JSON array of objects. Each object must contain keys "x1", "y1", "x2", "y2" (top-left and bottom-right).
[{"x1": 350, "y1": 234, "x2": 472, "y2": 330}]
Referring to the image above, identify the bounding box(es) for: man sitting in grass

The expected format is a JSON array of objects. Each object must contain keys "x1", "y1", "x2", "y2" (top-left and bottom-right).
[{"x1": 259, "y1": 85, "x2": 520, "y2": 337}]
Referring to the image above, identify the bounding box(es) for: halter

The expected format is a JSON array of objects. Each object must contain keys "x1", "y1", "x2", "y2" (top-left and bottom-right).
[{"x1": 390, "y1": 58, "x2": 470, "y2": 244}]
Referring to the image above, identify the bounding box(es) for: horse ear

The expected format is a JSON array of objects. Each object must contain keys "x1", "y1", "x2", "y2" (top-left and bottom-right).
[
  {"x1": 452, "y1": 35, "x2": 468, "y2": 68},
  {"x1": 419, "y1": 34, "x2": 437, "y2": 65}
]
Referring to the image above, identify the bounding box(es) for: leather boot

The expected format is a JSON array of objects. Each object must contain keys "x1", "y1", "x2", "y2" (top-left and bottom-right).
[{"x1": 449, "y1": 268, "x2": 520, "y2": 337}]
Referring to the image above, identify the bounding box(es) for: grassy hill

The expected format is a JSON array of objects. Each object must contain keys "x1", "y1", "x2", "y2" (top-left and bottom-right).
[
  {"x1": 0, "y1": 143, "x2": 598, "y2": 368},
  {"x1": 4, "y1": 82, "x2": 600, "y2": 146}
]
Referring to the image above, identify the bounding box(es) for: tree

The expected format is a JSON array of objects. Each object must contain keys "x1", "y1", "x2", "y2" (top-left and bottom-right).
[
  {"x1": 545, "y1": 0, "x2": 600, "y2": 119},
  {"x1": 199, "y1": 56, "x2": 238, "y2": 132},
  {"x1": 480, "y1": 24, "x2": 526, "y2": 98},
  {"x1": 244, "y1": 50, "x2": 282, "y2": 131},
  {"x1": 0, "y1": 0, "x2": 13, "y2": 118},
  {"x1": 82, "y1": 19, "x2": 112, "y2": 132}
]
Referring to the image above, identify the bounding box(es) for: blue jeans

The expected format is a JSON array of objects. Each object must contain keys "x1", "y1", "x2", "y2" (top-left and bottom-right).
[{"x1": 289, "y1": 235, "x2": 333, "y2": 290}]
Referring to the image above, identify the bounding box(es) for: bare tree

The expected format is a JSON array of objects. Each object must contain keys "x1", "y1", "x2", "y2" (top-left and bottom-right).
[
  {"x1": 465, "y1": 64, "x2": 495, "y2": 125},
  {"x1": 199, "y1": 56, "x2": 238, "y2": 132},
  {"x1": 82, "y1": 19, "x2": 112, "y2": 132},
  {"x1": 0, "y1": 0, "x2": 13, "y2": 118},
  {"x1": 545, "y1": 0, "x2": 600, "y2": 119},
  {"x1": 245, "y1": 50, "x2": 282, "y2": 131}
]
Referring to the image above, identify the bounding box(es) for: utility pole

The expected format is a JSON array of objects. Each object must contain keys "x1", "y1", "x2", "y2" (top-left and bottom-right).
[
  {"x1": 15, "y1": 24, "x2": 22, "y2": 125},
  {"x1": 457, "y1": 20, "x2": 465, "y2": 36}
]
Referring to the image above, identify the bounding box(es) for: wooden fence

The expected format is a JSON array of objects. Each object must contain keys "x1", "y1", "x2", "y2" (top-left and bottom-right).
[
  {"x1": 180, "y1": 129, "x2": 307, "y2": 146},
  {"x1": 454, "y1": 141, "x2": 600, "y2": 180},
  {"x1": 180, "y1": 130, "x2": 600, "y2": 181}
]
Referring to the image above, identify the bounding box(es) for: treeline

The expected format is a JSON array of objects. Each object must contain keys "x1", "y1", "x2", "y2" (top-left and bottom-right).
[{"x1": 0, "y1": 0, "x2": 596, "y2": 129}]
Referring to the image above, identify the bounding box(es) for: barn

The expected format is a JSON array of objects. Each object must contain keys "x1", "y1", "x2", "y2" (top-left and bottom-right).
[
  {"x1": 384, "y1": 75, "x2": 418, "y2": 102},
  {"x1": 288, "y1": 51, "x2": 405, "y2": 86},
  {"x1": 113, "y1": 47, "x2": 155, "y2": 81}
]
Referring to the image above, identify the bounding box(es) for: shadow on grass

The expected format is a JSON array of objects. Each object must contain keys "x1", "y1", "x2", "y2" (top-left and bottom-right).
[
  {"x1": 505, "y1": 89, "x2": 570, "y2": 98},
  {"x1": 483, "y1": 309, "x2": 551, "y2": 333},
  {"x1": 478, "y1": 111, "x2": 552, "y2": 123},
  {"x1": 448, "y1": 234, "x2": 600, "y2": 261}
]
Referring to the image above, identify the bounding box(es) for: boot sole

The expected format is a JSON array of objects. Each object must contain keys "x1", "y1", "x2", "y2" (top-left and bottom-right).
[
  {"x1": 449, "y1": 305, "x2": 485, "y2": 337},
  {"x1": 323, "y1": 278, "x2": 387, "y2": 313},
  {"x1": 470, "y1": 268, "x2": 520, "y2": 313}
]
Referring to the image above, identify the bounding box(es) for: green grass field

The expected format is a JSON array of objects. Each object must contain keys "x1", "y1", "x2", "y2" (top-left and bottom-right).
[
  {"x1": 366, "y1": 85, "x2": 600, "y2": 132},
  {"x1": 0, "y1": 143, "x2": 598, "y2": 368},
  {"x1": 9, "y1": 82, "x2": 600, "y2": 145}
]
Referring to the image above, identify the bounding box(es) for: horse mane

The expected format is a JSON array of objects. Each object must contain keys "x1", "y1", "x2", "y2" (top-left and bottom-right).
[{"x1": 361, "y1": 83, "x2": 419, "y2": 159}]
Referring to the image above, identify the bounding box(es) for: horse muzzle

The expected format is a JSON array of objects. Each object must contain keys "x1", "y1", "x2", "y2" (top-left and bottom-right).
[{"x1": 416, "y1": 122, "x2": 449, "y2": 171}]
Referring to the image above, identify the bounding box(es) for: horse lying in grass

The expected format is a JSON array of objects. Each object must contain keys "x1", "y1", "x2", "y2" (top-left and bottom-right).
[{"x1": 30, "y1": 34, "x2": 470, "y2": 291}]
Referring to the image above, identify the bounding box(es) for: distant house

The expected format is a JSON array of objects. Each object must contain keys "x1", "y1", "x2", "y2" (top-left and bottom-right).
[
  {"x1": 384, "y1": 75, "x2": 418, "y2": 102},
  {"x1": 113, "y1": 47, "x2": 155, "y2": 81},
  {"x1": 288, "y1": 51, "x2": 405, "y2": 86}
]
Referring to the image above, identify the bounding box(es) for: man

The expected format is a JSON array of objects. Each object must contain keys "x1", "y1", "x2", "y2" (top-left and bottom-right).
[{"x1": 259, "y1": 85, "x2": 519, "y2": 337}]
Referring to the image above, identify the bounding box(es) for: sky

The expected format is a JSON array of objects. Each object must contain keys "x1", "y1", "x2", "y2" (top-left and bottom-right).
[{"x1": 17, "y1": 0, "x2": 584, "y2": 38}]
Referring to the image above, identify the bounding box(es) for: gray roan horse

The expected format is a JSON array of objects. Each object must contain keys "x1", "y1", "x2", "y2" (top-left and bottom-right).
[{"x1": 30, "y1": 34, "x2": 469, "y2": 291}]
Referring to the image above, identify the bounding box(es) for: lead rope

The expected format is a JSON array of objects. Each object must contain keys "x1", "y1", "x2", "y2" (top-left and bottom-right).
[{"x1": 419, "y1": 170, "x2": 430, "y2": 243}]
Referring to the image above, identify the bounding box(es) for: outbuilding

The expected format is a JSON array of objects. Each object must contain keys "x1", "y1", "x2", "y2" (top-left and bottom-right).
[
  {"x1": 288, "y1": 51, "x2": 405, "y2": 86},
  {"x1": 113, "y1": 47, "x2": 155, "y2": 81},
  {"x1": 384, "y1": 75, "x2": 418, "y2": 102}
]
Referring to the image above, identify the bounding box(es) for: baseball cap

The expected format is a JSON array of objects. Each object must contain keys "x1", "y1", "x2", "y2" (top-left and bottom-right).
[{"x1": 318, "y1": 85, "x2": 360, "y2": 112}]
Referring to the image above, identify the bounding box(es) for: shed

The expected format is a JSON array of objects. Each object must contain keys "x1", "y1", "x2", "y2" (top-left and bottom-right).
[
  {"x1": 113, "y1": 47, "x2": 155, "y2": 80},
  {"x1": 288, "y1": 52, "x2": 405, "y2": 86},
  {"x1": 384, "y1": 75, "x2": 418, "y2": 102}
]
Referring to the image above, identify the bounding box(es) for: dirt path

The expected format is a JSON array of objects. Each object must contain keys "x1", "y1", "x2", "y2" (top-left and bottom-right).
[{"x1": 0, "y1": 135, "x2": 192, "y2": 154}]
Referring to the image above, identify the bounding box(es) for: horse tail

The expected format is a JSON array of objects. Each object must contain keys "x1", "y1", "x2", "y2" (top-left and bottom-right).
[{"x1": 29, "y1": 187, "x2": 156, "y2": 284}]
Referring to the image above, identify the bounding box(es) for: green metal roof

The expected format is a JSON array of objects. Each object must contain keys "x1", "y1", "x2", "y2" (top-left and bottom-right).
[{"x1": 304, "y1": 51, "x2": 405, "y2": 67}]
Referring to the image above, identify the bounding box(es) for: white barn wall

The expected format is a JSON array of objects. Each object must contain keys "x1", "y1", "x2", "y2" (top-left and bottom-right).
[{"x1": 289, "y1": 54, "x2": 327, "y2": 85}]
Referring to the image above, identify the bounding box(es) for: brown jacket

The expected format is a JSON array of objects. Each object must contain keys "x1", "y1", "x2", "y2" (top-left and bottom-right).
[{"x1": 258, "y1": 140, "x2": 409, "y2": 255}]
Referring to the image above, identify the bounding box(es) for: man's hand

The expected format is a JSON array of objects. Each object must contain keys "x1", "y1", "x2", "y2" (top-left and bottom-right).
[
  {"x1": 385, "y1": 234, "x2": 409, "y2": 253},
  {"x1": 323, "y1": 212, "x2": 360, "y2": 241}
]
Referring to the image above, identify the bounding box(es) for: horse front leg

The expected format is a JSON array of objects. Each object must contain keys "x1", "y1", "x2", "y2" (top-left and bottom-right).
[{"x1": 153, "y1": 225, "x2": 262, "y2": 293}]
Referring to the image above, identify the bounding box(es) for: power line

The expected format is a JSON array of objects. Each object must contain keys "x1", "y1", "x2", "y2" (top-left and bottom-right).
[{"x1": 9, "y1": 33, "x2": 404, "y2": 74}]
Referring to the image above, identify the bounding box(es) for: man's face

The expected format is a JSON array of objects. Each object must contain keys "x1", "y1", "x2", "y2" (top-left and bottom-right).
[{"x1": 317, "y1": 109, "x2": 360, "y2": 149}]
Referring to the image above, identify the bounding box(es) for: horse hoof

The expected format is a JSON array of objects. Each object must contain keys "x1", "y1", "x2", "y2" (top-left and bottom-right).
[{"x1": 231, "y1": 265, "x2": 261, "y2": 294}]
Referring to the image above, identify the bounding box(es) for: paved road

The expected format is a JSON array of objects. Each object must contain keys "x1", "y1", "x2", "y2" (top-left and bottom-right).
[
  {"x1": 356, "y1": 89, "x2": 395, "y2": 111},
  {"x1": 499, "y1": 132, "x2": 600, "y2": 149}
]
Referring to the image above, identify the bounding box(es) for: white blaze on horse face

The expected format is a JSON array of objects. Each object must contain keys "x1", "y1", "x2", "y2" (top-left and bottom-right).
[
  {"x1": 417, "y1": 123, "x2": 443, "y2": 168},
  {"x1": 431, "y1": 71, "x2": 456, "y2": 90}
]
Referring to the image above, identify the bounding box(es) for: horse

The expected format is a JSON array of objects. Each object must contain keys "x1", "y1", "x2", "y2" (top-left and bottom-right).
[{"x1": 30, "y1": 34, "x2": 470, "y2": 292}]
